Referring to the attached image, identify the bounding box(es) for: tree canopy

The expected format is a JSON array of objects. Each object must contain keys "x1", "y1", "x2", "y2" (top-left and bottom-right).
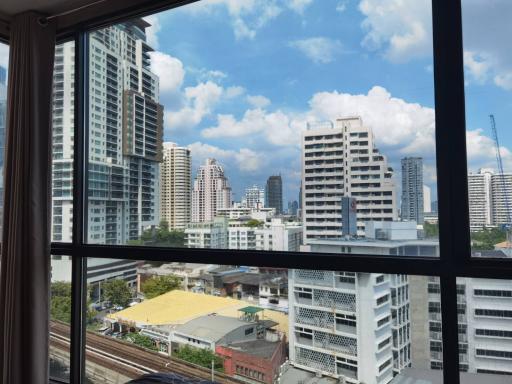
[
  {"x1": 174, "y1": 346, "x2": 224, "y2": 372},
  {"x1": 51, "y1": 282, "x2": 96, "y2": 324},
  {"x1": 141, "y1": 275, "x2": 182, "y2": 299},
  {"x1": 102, "y1": 279, "x2": 132, "y2": 307},
  {"x1": 124, "y1": 332, "x2": 157, "y2": 350},
  {"x1": 471, "y1": 227, "x2": 507, "y2": 251},
  {"x1": 135, "y1": 220, "x2": 186, "y2": 247}
]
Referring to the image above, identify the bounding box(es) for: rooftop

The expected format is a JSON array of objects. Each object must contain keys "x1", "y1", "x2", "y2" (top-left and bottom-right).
[
  {"x1": 224, "y1": 339, "x2": 282, "y2": 359},
  {"x1": 278, "y1": 363, "x2": 338, "y2": 384},
  {"x1": 174, "y1": 315, "x2": 254, "y2": 342},
  {"x1": 107, "y1": 290, "x2": 288, "y2": 336}
]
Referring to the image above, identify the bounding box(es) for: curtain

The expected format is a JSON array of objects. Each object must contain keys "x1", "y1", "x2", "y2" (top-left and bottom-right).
[{"x1": 0, "y1": 12, "x2": 56, "y2": 384}]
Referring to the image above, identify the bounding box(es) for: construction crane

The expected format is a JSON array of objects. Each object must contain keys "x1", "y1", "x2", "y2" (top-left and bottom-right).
[{"x1": 490, "y1": 114, "x2": 512, "y2": 238}]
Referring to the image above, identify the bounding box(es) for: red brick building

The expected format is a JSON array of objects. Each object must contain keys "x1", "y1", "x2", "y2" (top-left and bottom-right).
[{"x1": 216, "y1": 337, "x2": 287, "y2": 384}]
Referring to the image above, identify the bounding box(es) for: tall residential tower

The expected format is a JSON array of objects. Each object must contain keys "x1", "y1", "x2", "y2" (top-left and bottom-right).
[
  {"x1": 160, "y1": 142, "x2": 192, "y2": 230},
  {"x1": 302, "y1": 117, "x2": 397, "y2": 242},
  {"x1": 401, "y1": 157, "x2": 424, "y2": 224},
  {"x1": 192, "y1": 158, "x2": 231, "y2": 223}
]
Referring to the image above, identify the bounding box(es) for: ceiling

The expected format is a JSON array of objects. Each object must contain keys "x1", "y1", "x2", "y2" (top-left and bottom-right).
[{"x1": 0, "y1": 0, "x2": 100, "y2": 18}]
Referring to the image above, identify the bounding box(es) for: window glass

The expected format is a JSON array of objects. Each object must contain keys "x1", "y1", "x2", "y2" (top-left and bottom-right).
[
  {"x1": 83, "y1": 258, "x2": 440, "y2": 383},
  {"x1": 457, "y1": 277, "x2": 512, "y2": 380},
  {"x1": 83, "y1": 1, "x2": 439, "y2": 257},
  {"x1": 462, "y1": 2, "x2": 512, "y2": 257},
  {"x1": 50, "y1": 255, "x2": 72, "y2": 383},
  {"x1": 0, "y1": 42, "x2": 8, "y2": 242},
  {"x1": 51, "y1": 41, "x2": 75, "y2": 243}
]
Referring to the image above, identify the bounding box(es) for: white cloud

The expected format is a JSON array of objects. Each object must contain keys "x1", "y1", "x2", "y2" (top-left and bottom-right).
[
  {"x1": 336, "y1": 1, "x2": 348, "y2": 13},
  {"x1": 464, "y1": 51, "x2": 491, "y2": 84},
  {"x1": 184, "y1": 0, "x2": 282, "y2": 40},
  {"x1": 289, "y1": 37, "x2": 344, "y2": 64},
  {"x1": 202, "y1": 108, "x2": 304, "y2": 147},
  {"x1": 247, "y1": 95, "x2": 271, "y2": 108},
  {"x1": 166, "y1": 81, "x2": 224, "y2": 130},
  {"x1": 466, "y1": 128, "x2": 512, "y2": 172},
  {"x1": 356, "y1": 0, "x2": 512, "y2": 91},
  {"x1": 149, "y1": 52, "x2": 185, "y2": 95},
  {"x1": 187, "y1": 142, "x2": 264, "y2": 172},
  {"x1": 225, "y1": 86, "x2": 246, "y2": 98},
  {"x1": 358, "y1": 0, "x2": 432, "y2": 62},
  {"x1": 309, "y1": 86, "x2": 435, "y2": 155},
  {"x1": 287, "y1": 0, "x2": 314, "y2": 14},
  {"x1": 143, "y1": 15, "x2": 161, "y2": 49}
]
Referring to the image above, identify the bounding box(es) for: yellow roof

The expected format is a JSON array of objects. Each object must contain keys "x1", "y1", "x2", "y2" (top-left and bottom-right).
[
  {"x1": 107, "y1": 290, "x2": 288, "y2": 336},
  {"x1": 495, "y1": 241, "x2": 512, "y2": 248}
]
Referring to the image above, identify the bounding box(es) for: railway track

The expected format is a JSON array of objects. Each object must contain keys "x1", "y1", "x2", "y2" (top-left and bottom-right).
[{"x1": 50, "y1": 321, "x2": 245, "y2": 384}]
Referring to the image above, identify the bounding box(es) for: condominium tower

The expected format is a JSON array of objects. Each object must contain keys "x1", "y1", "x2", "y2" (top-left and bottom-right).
[
  {"x1": 468, "y1": 168, "x2": 512, "y2": 230},
  {"x1": 192, "y1": 158, "x2": 231, "y2": 223},
  {"x1": 401, "y1": 157, "x2": 424, "y2": 224},
  {"x1": 302, "y1": 117, "x2": 397, "y2": 242},
  {"x1": 160, "y1": 142, "x2": 192, "y2": 229},
  {"x1": 51, "y1": 20, "x2": 163, "y2": 244},
  {"x1": 242, "y1": 184, "x2": 265, "y2": 208},
  {"x1": 266, "y1": 175, "x2": 283, "y2": 214}
]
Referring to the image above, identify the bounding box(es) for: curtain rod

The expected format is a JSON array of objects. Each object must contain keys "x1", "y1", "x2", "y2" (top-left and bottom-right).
[{"x1": 38, "y1": 0, "x2": 108, "y2": 25}]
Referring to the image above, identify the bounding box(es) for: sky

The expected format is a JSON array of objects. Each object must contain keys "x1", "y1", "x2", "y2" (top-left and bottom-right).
[{"x1": 3, "y1": 0, "x2": 512, "y2": 206}]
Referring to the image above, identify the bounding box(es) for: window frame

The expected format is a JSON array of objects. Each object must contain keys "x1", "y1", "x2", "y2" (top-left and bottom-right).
[{"x1": 40, "y1": 0, "x2": 512, "y2": 383}]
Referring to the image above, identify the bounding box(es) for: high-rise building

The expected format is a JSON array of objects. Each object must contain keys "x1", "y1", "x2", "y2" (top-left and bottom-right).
[
  {"x1": 290, "y1": 223, "x2": 438, "y2": 383},
  {"x1": 242, "y1": 184, "x2": 265, "y2": 208},
  {"x1": 266, "y1": 175, "x2": 283, "y2": 215},
  {"x1": 401, "y1": 157, "x2": 424, "y2": 224},
  {"x1": 302, "y1": 117, "x2": 397, "y2": 242},
  {"x1": 490, "y1": 173, "x2": 512, "y2": 227},
  {"x1": 192, "y1": 158, "x2": 231, "y2": 223},
  {"x1": 160, "y1": 142, "x2": 191, "y2": 230},
  {"x1": 411, "y1": 275, "x2": 512, "y2": 376},
  {"x1": 51, "y1": 20, "x2": 164, "y2": 244},
  {"x1": 468, "y1": 169, "x2": 493, "y2": 230},
  {"x1": 288, "y1": 200, "x2": 299, "y2": 216},
  {"x1": 423, "y1": 185, "x2": 432, "y2": 213}
]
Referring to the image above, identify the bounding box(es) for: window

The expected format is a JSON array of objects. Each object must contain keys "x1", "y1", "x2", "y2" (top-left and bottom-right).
[{"x1": 42, "y1": 1, "x2": 512, "y2": 384}]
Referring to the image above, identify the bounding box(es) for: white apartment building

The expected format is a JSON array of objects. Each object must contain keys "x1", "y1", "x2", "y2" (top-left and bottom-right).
[
  {"x1": 160, "y1": 142, "x2": 191, "y2": 230},
  {"x1": 468, "y1": 169, "x2": 494, "y2": 230},
  {"x1": 302, "y1": 117, "x2": 397, "y2": 243},
  {"x1": 288, "y1": 269, "x2": 404, "y2": 384},
  {"x1": 242, "y1": 184, "x2": 265, "y2": 208},
  {"x1": 185, "y1": 217, "x2": 229, "y2": 249},
  {"x1": 192, "y1": 158, "x2": 231, "y2": 223},
  {"x1": 413, "y1": 276, "x2": 512, "y2": 376},
  {"x1": 217, "y1": 206, "x2": 275, "y2": 220},
  {"x1": 52, "y1": 20, "x2": 163, "y2": 244},
  {"x1": 423, "y1": 185, "x2": 432, "y2": 214},
  {"x1": 228, "y1": 218, "x2": 302, "y2": 252},
  {"x1": 468, "y1": 168, "x2": 512, "y2": 230},
  {"x1": 289, "y1": 224, "x2": 441, "y2": 383}
]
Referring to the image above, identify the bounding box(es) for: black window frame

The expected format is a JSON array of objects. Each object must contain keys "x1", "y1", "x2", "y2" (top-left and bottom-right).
[{"x1": 36, "y1": 0, "x2": 512, "y2": 383}]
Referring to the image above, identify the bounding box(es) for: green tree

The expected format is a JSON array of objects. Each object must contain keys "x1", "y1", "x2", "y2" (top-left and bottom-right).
[
  {"x1": 246, "y1": 219, "x2": 263, "y2": 228},
  {"x1": 51, "y1": 282, "x2": 96, "y2": 324},
  {"x1": 175, "y1": 346, "x2": 224, "y2": 372},
  {"x1": 471, "y1": 227, "x2": 507, "y2": 251},
  {"x1": 424, "y1": 222, "x2": 439, "y2": 238},
  {"x1": 102, "y1": 279, "x2": 132, "y2": 308},
  {"x1": 124, "y1": 332, "x2": 157, "y2": 350},
  {"x1": 142, "y1": 275, "x2": 182, "y2": 299},
  {"x1": 137, "y1": 220, "x2": 186, "y2": 247}
]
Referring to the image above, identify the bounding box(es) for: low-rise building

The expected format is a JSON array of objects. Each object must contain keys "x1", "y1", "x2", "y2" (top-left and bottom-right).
[{"x1": 217, "y1": 337, "x2": 287, "y2": 384}]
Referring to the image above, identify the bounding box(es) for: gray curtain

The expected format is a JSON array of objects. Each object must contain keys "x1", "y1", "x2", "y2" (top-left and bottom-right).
[{"x1": 0, "y1": 12, "x2": 56, "y2": 384}]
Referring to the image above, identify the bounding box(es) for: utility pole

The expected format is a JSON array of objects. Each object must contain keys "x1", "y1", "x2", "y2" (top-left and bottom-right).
[{"x1": 211, "y1": 359, "x2": 215, "y2": 382}]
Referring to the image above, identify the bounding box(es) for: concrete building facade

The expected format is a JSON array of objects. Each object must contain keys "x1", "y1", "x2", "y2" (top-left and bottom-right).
[
  {"x1": 242, "y1": 185, "x2": 265, "y2": 209},
  {"x1": 266, "y1": 175, "x2": 283, "y2": 215},
  {"x1": 160, "y1": 142, "x2": 191, "y2": 230},
  {"x1": 302, "y1": 117, "x2": 397, "y2": 242},
  {"x1": 401, "y1": 157, "x2": 424, "y2": 224},
  {"x1": 52, "y1": 20, "x2": 164, "y2": 245},
  {"x1": 192, "y1": 158, "x2": 231, "y2": 223},
  {"x1": 468, "y1": 169, "x2": 494, "y2": 230}
]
